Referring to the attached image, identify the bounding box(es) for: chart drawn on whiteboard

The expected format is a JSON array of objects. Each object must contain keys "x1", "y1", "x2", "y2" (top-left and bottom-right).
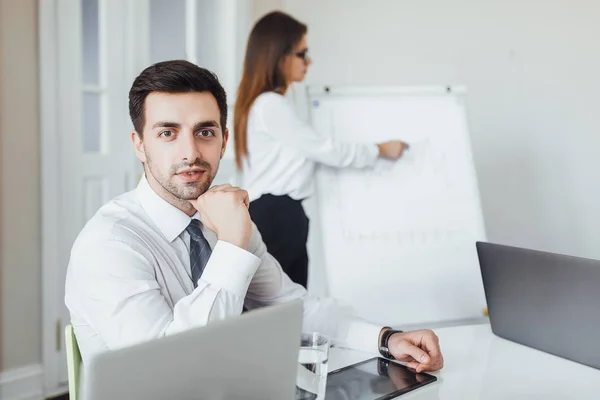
[{"x1": 331, "y1": 126, "x2": 473, "y2": 241}]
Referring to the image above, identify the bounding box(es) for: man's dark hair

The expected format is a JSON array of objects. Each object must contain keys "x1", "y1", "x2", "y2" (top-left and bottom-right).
[{"x1": 129, "y1": 60, "x2": 228, "y2": 137}]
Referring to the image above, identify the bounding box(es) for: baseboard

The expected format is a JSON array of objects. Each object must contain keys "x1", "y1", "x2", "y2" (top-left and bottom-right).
[
  {"x1": 0, "y1": 364, "x2": 44, "y2": 400},
  {"x1": 45, "y1": 385, "x2": 68, "y2": 400}
]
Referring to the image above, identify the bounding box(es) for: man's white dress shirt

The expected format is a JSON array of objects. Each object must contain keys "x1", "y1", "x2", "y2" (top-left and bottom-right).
[
  {"x1": 65, "y1": 176, "x2": 383, "y2": 363},
  {"x1": 241, "y1": 92, "x2": 380, "y2": 201}
]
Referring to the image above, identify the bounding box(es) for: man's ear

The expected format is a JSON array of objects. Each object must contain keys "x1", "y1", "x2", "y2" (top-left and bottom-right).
[
  {"x1": 131, "y1": 131, "x2": 147, "y2": 162},
  {"x1": 220, "y1": 127, "x2": 229, "y2": 160}
]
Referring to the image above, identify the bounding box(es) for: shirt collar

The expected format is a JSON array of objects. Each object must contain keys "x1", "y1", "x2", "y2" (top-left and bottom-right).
[{"x1": 135, "y1": 175, "x2": 200, "y2": 243}]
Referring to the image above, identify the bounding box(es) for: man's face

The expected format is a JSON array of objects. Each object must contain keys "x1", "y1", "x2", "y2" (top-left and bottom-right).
[{"x1": 132, "y1": 91, "x2": 227, "y2": 206}]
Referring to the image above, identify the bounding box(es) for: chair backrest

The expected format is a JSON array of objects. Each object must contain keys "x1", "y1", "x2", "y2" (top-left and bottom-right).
[{"x1": 65, "y1": 324, "x2": 82, "y2": 400}]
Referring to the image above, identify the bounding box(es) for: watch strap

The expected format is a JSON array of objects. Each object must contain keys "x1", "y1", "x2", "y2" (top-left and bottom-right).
[{"x1": 379, "y1": 328, "x2": 403, "y2": 359}]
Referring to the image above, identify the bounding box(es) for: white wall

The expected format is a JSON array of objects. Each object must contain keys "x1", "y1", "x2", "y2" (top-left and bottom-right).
[{"x1": 280, "y1": 0, "x2": 600, "y2": 259}]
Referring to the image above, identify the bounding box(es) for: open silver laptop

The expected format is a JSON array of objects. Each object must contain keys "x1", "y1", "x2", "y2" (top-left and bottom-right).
[
  {"x1": 82, "y1": 301, "x2": 303, "y2": 400},
  {"x1": 476, "y1": 241, "x2": 600, "y2": 370}
]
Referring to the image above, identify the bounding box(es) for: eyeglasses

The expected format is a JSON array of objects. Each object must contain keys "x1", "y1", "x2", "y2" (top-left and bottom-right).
[{"x1": 294, "y1": 48, "x2": 309, "y2": 63}]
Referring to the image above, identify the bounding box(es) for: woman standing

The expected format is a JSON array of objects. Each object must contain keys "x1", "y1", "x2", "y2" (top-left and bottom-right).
[{"x1": 234, "y1": 11, "x2": 408, "y2": 288}]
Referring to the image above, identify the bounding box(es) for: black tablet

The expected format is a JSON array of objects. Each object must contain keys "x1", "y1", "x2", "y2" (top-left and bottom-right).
[{"x1": 297, "y1": 357, "x2": 437, "y2": 400}]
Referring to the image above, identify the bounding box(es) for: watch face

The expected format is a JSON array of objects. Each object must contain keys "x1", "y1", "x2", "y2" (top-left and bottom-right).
[{"x1": 379, "y1": 346, "x2": 391, "y2": 358}]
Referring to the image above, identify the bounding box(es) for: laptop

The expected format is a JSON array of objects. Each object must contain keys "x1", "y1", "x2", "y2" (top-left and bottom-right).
[
  {"x1": 82, "y1": 300, "x2": 303, "y2": 400},
  {"x1": 476, "y1": 241, "x2": 600, "y2": 370}
]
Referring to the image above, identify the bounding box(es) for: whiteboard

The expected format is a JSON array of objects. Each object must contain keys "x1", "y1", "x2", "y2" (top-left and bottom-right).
[{"x1": 308, "y1": 86, "x2": 487, "y2": 326}]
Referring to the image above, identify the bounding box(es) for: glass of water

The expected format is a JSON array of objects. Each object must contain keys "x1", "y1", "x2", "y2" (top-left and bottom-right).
[{"x1": 296, "y1": 332, "x2": 329, "y2": 400}]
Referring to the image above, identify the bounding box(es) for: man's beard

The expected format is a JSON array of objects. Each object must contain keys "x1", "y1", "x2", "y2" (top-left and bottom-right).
[{"x1": 146, "y1": 156, "x2": 216, "y2": 201}]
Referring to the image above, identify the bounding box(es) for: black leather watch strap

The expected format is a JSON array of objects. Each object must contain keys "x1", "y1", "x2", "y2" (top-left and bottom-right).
[{"x1": 379, "y1": 328, "x2": 403, "y2": 359}]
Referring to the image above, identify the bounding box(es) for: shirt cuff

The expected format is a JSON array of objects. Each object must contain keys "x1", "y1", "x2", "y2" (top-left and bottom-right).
[
  {"x1": 344, "y1": 320, "x2": 384, "y2": 355},
  {"x1": 368, "y1": 144, "x2": 380, "y2": 165},
  {"x1": 199, "y1": 240, "x2": 261, "y2": 296}
]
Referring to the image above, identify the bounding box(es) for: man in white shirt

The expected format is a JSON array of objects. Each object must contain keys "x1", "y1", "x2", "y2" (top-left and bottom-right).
[{"x1": 65, "y1": 60, "x2": 444, "y2": 373}]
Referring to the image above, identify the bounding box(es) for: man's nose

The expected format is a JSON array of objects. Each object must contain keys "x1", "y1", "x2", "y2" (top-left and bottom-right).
[{"x1": 179, "y1": 132, "x2": 201, "y2": 163}]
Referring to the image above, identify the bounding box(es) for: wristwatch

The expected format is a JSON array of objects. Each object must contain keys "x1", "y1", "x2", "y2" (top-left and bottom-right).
[{"x1": 379, "y1": 328, "x2": 403, "y2": 359}]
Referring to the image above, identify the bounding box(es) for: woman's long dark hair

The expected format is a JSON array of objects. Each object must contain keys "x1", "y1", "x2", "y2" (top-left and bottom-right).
[{"x1": 233, "y1": 11, "x2": 307, "y2": 170}]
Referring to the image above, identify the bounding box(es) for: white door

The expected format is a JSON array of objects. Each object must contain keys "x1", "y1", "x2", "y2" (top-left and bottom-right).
[
  {"x1": 41, "y1": 0, "x2": 138, "y2": 392},
  {"x1": 41, "y1": 0, "x2": 251, "y2": 394}
]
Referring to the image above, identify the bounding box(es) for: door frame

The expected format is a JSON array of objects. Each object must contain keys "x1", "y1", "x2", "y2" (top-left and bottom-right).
[{"x1": 39, "y1": 0, "x2": 64, "y2": 395}]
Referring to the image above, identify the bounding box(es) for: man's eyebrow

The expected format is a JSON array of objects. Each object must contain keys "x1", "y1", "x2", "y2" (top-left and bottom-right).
[
  {"x1": 151, "y1": 121, "x2": 221, "y2": 130},
  {"x1": 192, "y1": 120, "x2": 220, "y2": 130},
  {"x1": 152, "y1": 121, "x2": 181, "y2": 129},
  {"x1": 151, "y1": 120, "x2": 221, "y2": 131}
]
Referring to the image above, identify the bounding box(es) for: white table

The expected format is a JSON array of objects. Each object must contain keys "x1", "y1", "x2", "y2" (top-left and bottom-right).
[{"x1": 330, "y1": 324, "x2": 600, "y2": 399}]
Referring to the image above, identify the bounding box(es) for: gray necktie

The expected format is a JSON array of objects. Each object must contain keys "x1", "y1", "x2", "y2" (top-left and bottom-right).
[{"x1": 186, "y1": 219, "x2": 212, "y2": 288}]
